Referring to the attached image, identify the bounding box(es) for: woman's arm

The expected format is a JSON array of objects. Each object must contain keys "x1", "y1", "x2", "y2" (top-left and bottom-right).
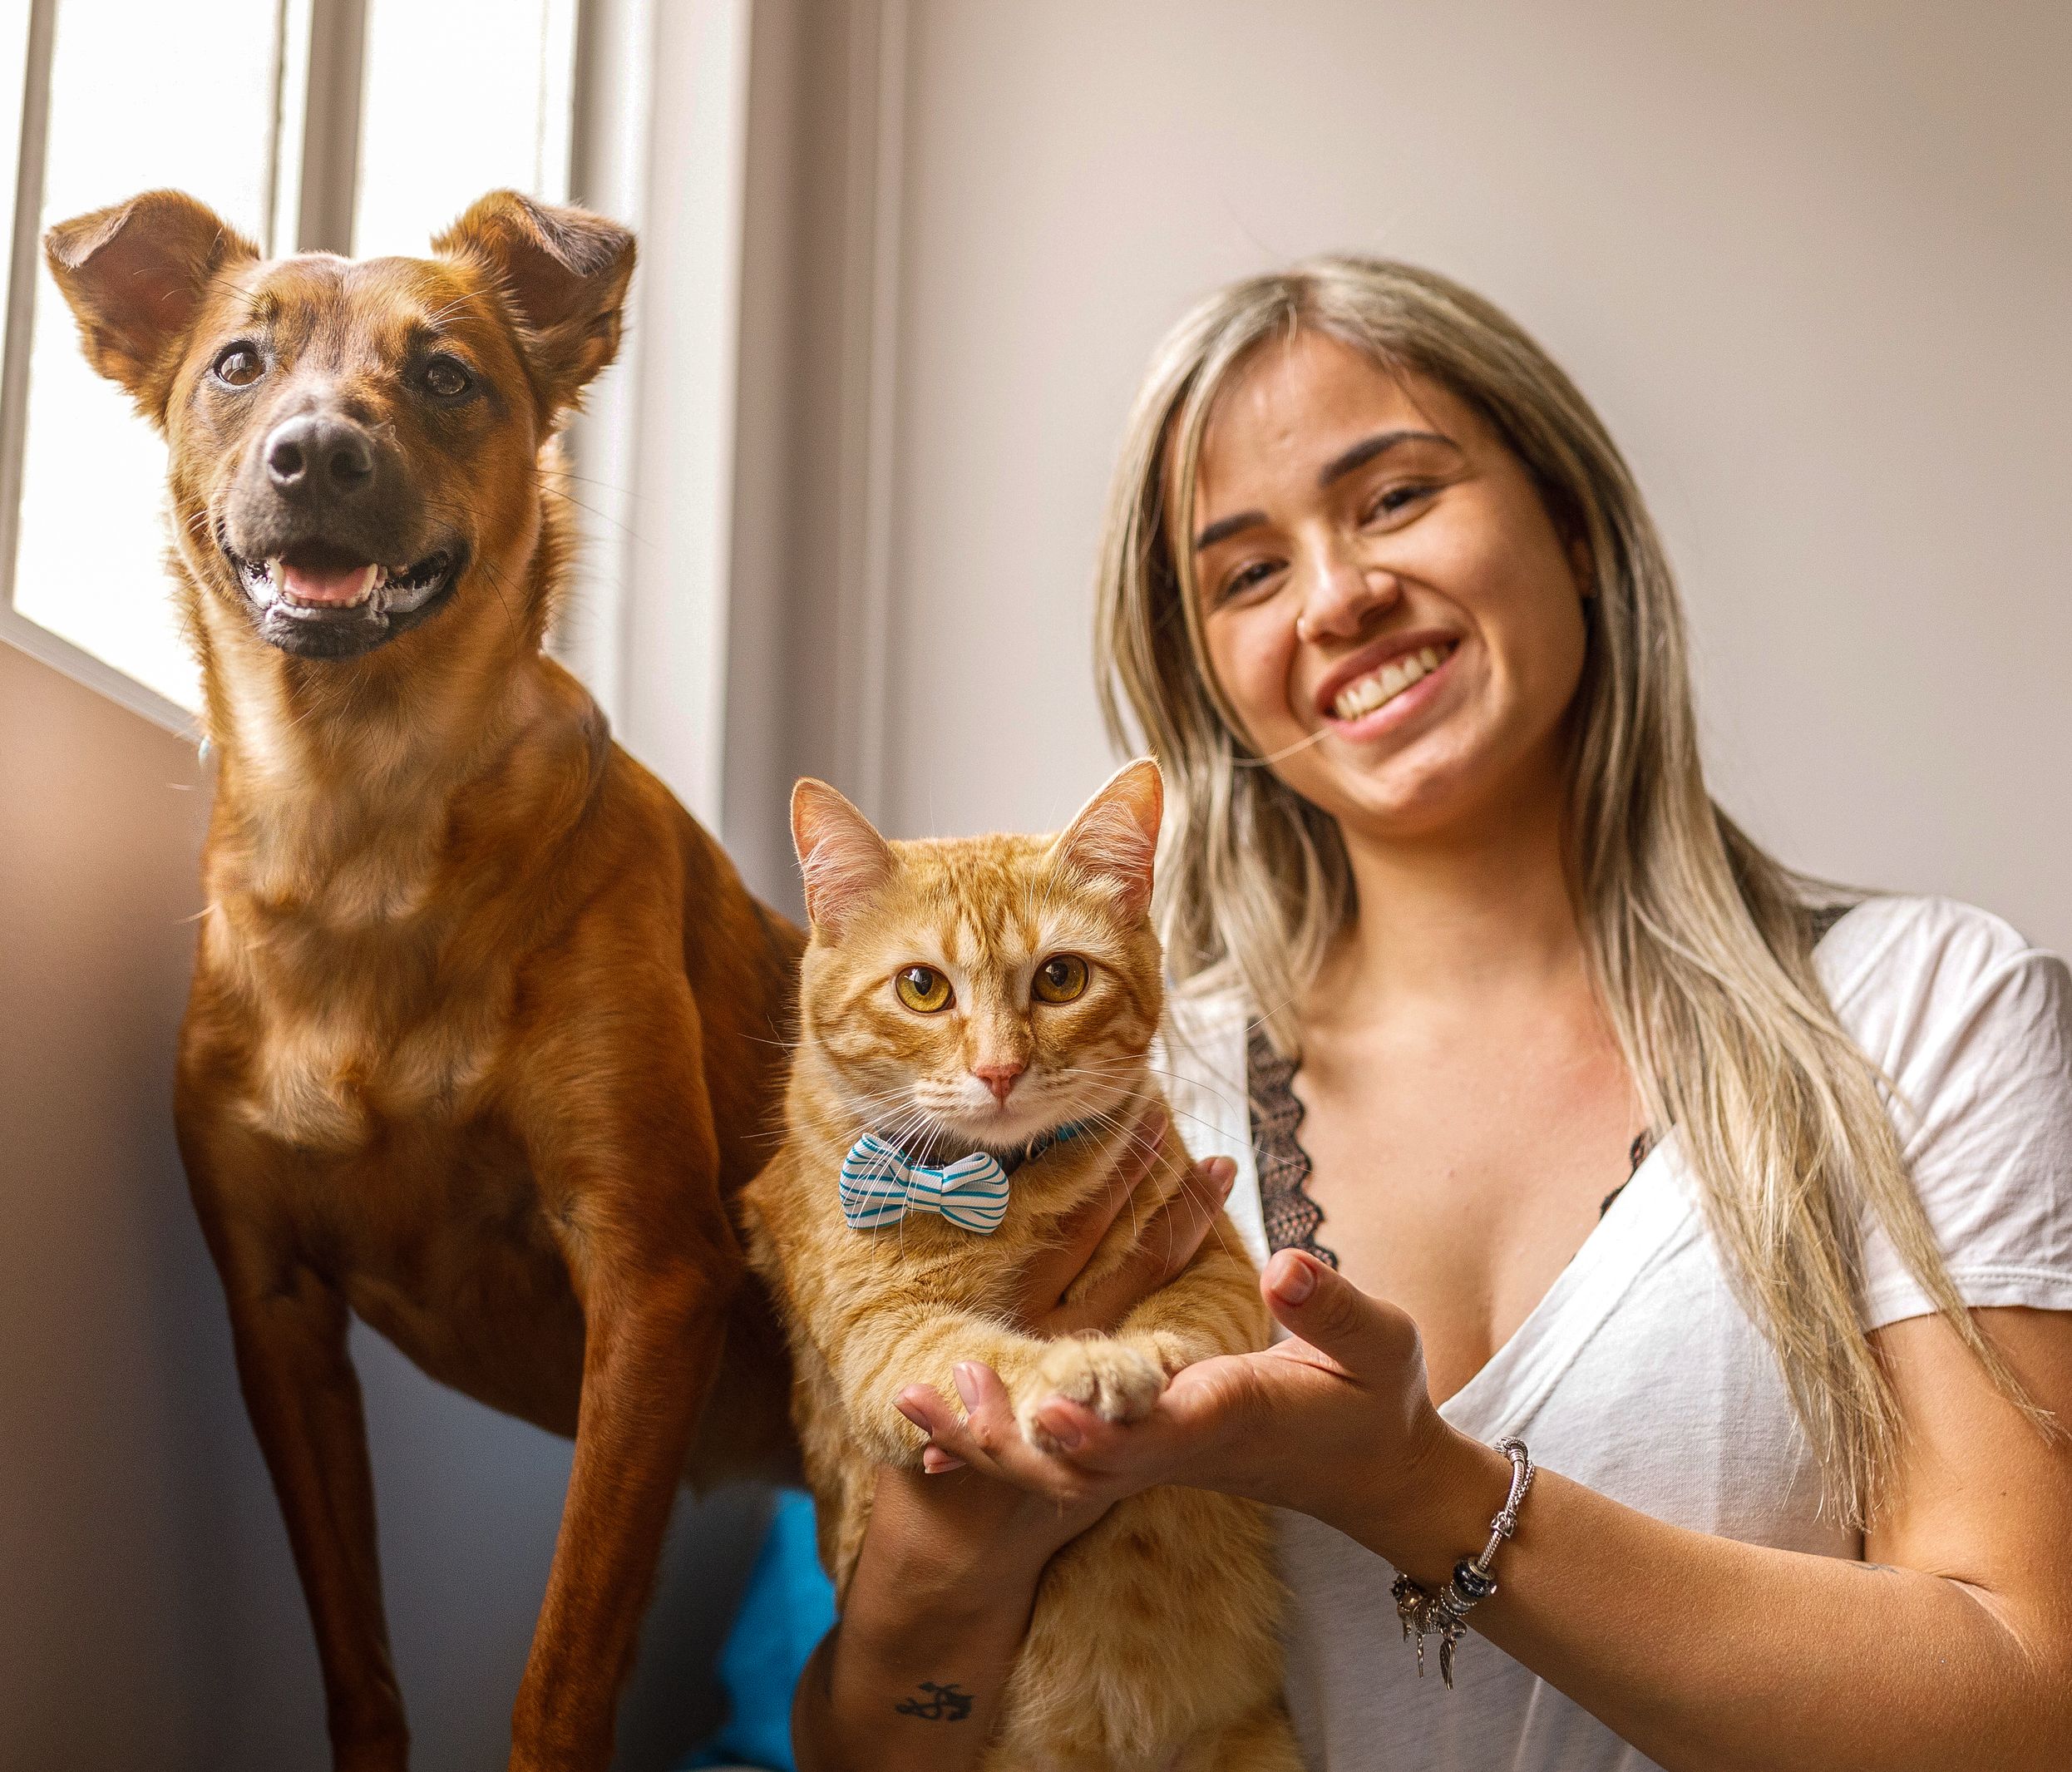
[
  {"x1": 915, "y1": 1252, "x2": 2072, "y2": 1772},
  {"x1": 1395, "y1": 1306, "x2": 2072, "y2": 1772},
  {"x1": 791, "y1": 1465, "x2": 1094, "y2": 1772},
  {"x1": 791, "y1": 1128, "x2": 1236, "y2": 1772}
]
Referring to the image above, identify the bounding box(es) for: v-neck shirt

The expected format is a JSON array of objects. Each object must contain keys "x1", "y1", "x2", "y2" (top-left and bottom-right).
[{"x1": 1155, "y1": 896, "x2": 2072, "y2": 1772}]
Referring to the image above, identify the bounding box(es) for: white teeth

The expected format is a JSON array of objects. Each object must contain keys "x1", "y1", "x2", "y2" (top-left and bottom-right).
[
  {"x1": 1330, "y1": 642, "x2": 1454, "y2": 722},
  {"x1": 273, "y1": 562, "x2": 379, "y2": 613}
]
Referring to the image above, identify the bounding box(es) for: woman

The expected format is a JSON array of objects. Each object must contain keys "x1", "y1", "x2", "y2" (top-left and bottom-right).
[{"x1": 792, "y1": 259, "x2": 2072, "y2": 1770}]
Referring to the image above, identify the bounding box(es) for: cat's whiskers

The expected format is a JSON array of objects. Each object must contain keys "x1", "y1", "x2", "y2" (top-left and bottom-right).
[
  {"x1": 1063, "y1": 1059, "x2": 1242, "y2": 1148},
  {"x1": 1053, "y1": 1074, "x2": 1243, "y2": 1268}
]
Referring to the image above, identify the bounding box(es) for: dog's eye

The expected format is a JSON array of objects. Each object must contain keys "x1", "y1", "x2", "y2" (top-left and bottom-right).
[
  {"x1": 422, "y1": 355, "x2": 472, "y2": 399},
  {"x1": 894, "y1": 966, "x2": 953, "y2": 1014},
  {"x1": 213, "y1": 343, "x2": 264, "y2": 387},
  {"x1": 1032, "y1": 955, "x2": 1088, "y2": 1004}
]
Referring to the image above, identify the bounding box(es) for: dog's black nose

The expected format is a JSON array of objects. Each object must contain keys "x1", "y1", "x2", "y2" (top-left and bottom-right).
[{"x1": 264, "y1": 415, "x2": 374, "y2": 497}]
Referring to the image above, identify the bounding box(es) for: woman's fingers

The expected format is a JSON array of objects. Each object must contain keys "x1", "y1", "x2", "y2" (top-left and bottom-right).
[
  {"x1": 1012, "y1": 1108, "x2": 1167, "y2": 1320},
  {"x1": 1261, "y1": 1249, "x2": 1422, "y2": 1376},
  {"x1": 1051, "y1": 1155, "x2": 1237, "y2": 1335},
  {"x1": 900, "y1": 1369, "x2": 1127, "y2": 1506}
]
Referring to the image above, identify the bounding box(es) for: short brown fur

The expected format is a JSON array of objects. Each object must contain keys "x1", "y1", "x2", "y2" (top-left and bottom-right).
[
  {"x1": 743, "y1": 765, "x2": 1300, "y2": 1772},
  {"x1": 46, "y1": 188, "x2": 801, "y2": 1771}
]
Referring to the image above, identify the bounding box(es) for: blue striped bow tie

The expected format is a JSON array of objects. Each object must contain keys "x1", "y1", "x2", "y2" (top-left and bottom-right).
[{"x1": 838, "y1": 1124, "x2": 1084, "y2": 1235}]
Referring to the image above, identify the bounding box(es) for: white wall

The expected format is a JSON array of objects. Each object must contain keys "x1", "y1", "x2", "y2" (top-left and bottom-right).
[{"x1": 731, "y1": 0, "x2": 2070, "y2": 955}]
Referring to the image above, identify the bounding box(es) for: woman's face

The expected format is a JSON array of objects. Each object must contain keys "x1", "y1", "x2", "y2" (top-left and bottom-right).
[{"x1": 1189, "y1": 330, "x2": 1588, "y2": 844}]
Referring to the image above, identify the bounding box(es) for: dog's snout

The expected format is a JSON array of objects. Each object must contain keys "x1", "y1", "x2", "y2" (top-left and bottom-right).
[{"x1": 264, "y1": 415, "x2": 374, "y2": 499}]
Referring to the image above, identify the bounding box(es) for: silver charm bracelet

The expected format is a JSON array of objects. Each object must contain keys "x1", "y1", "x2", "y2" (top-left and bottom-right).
[{"x1": 1389, "y1": 1435, "x2": 1535, "y2": 1689}]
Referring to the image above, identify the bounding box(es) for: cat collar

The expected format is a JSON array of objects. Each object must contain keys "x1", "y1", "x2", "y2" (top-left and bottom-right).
[{"x1": 837, "y1": 1124, "x2": 1083, "y2": 1235}]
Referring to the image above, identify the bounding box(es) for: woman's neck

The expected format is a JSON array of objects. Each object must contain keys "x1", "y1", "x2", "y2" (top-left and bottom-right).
[{"x1": 1312, "y1": 755, "x2": 1590, "y2": 1025}]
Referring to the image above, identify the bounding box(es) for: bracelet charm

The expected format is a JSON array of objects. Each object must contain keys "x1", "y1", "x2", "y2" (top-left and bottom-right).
[{"x1": 1389, "y1": 1435, "x2": 1533, "y2": 1689}]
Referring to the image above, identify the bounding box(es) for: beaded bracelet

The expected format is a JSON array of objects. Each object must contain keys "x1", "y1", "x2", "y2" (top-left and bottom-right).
[{"x1": 1389, "y1": 1435, "x2": 1534, "y2": 1689}]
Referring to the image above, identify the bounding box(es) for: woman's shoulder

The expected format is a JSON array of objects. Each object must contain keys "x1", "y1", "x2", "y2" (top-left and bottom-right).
[
  {"x1": 1818, "y1": 893, "x2": 2058, "y2": 997},
  {"x1": 1821, "y1": 896, "x2": 2072, "y2": 1329},
  {"x1": 1816, "y1": 894, "x2": 2069, "y2": 1074}
]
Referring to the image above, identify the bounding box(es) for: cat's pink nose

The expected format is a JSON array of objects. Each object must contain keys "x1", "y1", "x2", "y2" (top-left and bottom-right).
[{"x1": 973, "y1": 1060, "x2": 1024, "y2": 1103}]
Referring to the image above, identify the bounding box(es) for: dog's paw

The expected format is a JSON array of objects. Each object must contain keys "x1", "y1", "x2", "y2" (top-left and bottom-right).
[{"x1": 1015, "y1": 1338, "x2": 1166, "y2": 1453}]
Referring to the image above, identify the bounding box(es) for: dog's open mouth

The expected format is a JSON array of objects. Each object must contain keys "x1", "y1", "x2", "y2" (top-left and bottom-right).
[{"x1": 220, "y1": 532, "x2": 464, "y2": 656}]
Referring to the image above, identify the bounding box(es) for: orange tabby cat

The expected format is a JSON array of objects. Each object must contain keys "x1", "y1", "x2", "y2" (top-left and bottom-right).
[{"x1": 741, "y1": 760, "x2": 1298, "y2": 1772}]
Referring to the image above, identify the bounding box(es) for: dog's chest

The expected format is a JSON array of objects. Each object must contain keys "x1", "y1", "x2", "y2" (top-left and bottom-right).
[
  {"x1": 210, "y1": 911, "x2": 510, "y2": 1154},
  {"x1": 237, "y1": 997, "x2": 501, "y2": 1152}
]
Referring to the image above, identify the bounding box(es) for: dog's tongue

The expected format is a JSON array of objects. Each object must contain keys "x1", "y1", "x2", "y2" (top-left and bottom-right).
[{"x1": 281, "y1": 557, "x2": 377, "y2": 606}]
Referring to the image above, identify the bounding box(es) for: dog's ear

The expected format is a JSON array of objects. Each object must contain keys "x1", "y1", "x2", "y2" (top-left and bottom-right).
[
  {"x1": 44, "y1": 190, "x2": 258, "y2": 426},
  {"x1": 435, "y1": 190, "x2": 635, "y2": 417}
]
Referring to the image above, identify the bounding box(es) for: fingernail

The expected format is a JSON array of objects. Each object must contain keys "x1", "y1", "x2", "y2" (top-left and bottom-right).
[
  {"x1": 1206, "y1": 1156, "x2": 1236, "y2": 1197},
  {"x1": 953, "y1": 1364, "x2": 979, "y2": 1407},
  {"x1": 1269, "y1": 1251, "x2": 1316, "y2": 1304},
  {"x1": 1038, "y1": 1405, "x2": 1083, "y2": 1449},
  {"x1": 922, "y1": 1448, "x2": 965, "y2": 1474},
  {"x1": 895, "y1": 1397, "x2": 930, "y2": 1429}
]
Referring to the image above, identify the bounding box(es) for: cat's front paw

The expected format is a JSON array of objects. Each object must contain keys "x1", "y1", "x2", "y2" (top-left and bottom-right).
[{"x1": 1015, "y1": 1339, "x2": 1166, "y2": 1453}]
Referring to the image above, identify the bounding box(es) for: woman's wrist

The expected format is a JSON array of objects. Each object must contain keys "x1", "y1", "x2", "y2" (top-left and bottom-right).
[
  {"x1": 854, "y1": 1469, "x2": 1063, "y2": 1621},
  {"x1": 1346, "y1": 1418, "x2": 1519, "y2": 1588}
]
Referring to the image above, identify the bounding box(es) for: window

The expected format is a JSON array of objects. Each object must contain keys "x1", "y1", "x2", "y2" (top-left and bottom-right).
[{"x1": 0, "y1": 0, "x2": 581, "y2": 730}]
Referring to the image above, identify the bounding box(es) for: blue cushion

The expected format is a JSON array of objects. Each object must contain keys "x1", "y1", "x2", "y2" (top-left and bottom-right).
[{"x1": 684, "y1": 1488, "x2": 839, "y2": 1772}]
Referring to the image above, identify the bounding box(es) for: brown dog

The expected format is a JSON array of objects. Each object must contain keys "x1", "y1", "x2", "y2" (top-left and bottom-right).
[{"x1": 46, "y1": 189, "x2": 801, "y2": 1771}]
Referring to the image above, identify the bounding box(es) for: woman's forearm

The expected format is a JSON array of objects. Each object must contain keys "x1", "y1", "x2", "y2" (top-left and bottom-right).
[
  {"x1": 1369, "y1": 1431, "x2": 2068, "y2": 1772},
  {"x1": 792, "y1": 1583, "x2": 1036, "y2": 1772},
  {"x1": 792, "y1": 1470, "x2": 1063, "y2": 1772}
]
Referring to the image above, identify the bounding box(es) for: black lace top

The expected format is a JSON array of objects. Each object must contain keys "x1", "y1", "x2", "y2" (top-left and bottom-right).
[
  {"x1": 1241, "y1": 904, "x2": 1855, "y2": 1259},
  {"x1": 1246, "y1": 1026, "x2": 1340, "y2": 1268}
]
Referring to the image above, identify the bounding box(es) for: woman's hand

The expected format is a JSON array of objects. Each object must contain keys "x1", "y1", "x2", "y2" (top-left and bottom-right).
[
  {"x1": 909, "y1": 1109, "x2": 1240, "y2": 1474},
  {"x1": 900, "y1": 1246, "x2": 1485, "y2": 1572}
]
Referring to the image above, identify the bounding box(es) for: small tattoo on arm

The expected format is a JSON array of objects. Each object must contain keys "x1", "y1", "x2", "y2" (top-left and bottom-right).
[
  {"x1": 894, "y1": 1681, "x2": 974, "y2": 1721},
  {"x1": 1854, "y1": 1562, "x2": 1899, "y2": 1574}
]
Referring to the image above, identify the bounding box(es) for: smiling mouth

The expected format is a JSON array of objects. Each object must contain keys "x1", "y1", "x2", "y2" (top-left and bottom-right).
[
  {"x1": 1330, "y1": 640, "x2": 1457, "y2": 722},
  {"x1": 226, "y1": 537, "x2": 459, "y2": 621}
]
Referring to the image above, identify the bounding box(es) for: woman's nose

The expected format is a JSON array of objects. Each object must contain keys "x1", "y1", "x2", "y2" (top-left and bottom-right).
[{"x1": 1295, "y1": 547, "x2": 1399, "y2": 644}]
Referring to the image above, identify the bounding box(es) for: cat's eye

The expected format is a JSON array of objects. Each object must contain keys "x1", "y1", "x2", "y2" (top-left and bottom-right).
[
  {"x1": 894, "y1": 965, "x2": 953, "y2": 1013},
  {"x1": 1032, "y1": 954, "x2": 1088, "y2": 1004}
]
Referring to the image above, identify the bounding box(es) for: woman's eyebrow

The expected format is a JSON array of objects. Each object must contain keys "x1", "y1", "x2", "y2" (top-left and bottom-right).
[
  {"x1": 1195, "y1": 509, "x2": 1265, "y2": 550},
  {"x1": 1195, "y1": 428, "x2": 1461, "y2": 549},
  {"x1": 1317, "y1": 428, "x2": 1455, "y2": 487}
]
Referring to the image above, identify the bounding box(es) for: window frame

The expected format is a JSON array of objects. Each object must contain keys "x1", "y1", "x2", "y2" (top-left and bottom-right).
[{"x1": 0, "y1": 0, "x2": 585, "y2": 736}]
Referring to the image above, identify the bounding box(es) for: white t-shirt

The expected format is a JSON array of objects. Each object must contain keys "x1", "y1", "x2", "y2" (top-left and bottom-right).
[{"x1": 1157, "y1": 896, "x2": 2072, "y2": 1772}]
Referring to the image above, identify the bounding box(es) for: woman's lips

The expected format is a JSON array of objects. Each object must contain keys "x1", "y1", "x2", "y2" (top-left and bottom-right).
[{"x1": 1321, "y1": 639, "x2": 1458, "y2": 737}]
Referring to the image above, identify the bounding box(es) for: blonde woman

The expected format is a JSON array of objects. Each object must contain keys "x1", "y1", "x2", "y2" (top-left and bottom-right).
[{"x1": 792, "y1": 261, "x2": 2072, "y2": 1771}]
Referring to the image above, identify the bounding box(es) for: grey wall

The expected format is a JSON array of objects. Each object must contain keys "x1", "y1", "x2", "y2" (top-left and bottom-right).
[
  {"x1": 0, "y1": 637, "x2": 767, "y2": 1770},
  {"x1": 729, "y1": 0, "x2": 2070, "y2": 957}
]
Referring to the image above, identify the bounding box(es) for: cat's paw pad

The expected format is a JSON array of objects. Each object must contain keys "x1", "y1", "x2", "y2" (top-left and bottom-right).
[{"x1": 1017, "y1": 1340, "x2": 1166, "y2": 1452}]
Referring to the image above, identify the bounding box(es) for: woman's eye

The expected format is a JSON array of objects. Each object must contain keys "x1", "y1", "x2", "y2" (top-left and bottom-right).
[
  {"x1": 1032, "y1": 954, "x2": 1088, "y2": 1004},
  {"x1": 213, "y1": 343, "x2": 264, "y2": 387},
  {"x1": 894, "y1": 966, "x2": 953, "y2": 1013},
  {"x1": 1219, "y1": 559, "x2": 1281, "y2": 602},
  {"x1": 422, "y1": 355, "x2": 472, "y2": 398},
  {"x1": 1363, "y1": 482, "x2": 1433, "y2": 524}
]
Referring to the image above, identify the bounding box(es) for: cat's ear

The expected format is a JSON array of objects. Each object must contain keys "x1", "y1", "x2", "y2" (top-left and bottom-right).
[
  {"x1": 1050, "y1": 758, "x2": 1162, "y2": 920},
  {"x1": 792, "y1": 778, "x2": 895, "y2": 938}
]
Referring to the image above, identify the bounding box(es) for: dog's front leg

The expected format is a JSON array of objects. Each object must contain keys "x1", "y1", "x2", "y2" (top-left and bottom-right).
[
  {"x1": 186, "y1": 1177, "x2": 410, "y2": 1771},
  {"x1": 506, "y1": 1015, "x2": 741, "y2": 1771}
]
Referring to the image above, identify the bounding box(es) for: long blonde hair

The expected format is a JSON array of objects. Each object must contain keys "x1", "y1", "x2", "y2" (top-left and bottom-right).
[{"x1": 1095, "y1": 255, "x2": 2029, "y2": 1524}]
